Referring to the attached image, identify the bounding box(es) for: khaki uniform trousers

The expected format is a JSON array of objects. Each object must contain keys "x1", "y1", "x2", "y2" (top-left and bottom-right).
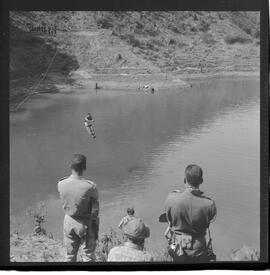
[{"x1": 63, "y1": 214, "x2": 97, "y2": 262}]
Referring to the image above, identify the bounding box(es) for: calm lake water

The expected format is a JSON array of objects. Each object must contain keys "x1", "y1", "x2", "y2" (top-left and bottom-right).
[{"x1": 10, "y1": 78, "x2": 260, "y2": 257}]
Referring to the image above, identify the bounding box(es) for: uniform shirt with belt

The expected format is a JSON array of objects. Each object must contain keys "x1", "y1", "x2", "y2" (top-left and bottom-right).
[
  {"x1": 164, "y1": 188, "x2": 216, "y2": 237},
  {"x1": 107, "y1": 242, "x2": 153, "y2": 262},
  {"x1": 57, "y1": 174, "x2": 99, "y2": 224}
]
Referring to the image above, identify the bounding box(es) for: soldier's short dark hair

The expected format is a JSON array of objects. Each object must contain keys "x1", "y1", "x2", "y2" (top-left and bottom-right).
[
  {"x1": 185, "y1": 164, "x2": 203, "y2": 187},
  {"x1": 70, "y1": 154, "x2": 86, "y2": 172},
  {"x1": 127, "y1": 207, "x2": 135, "y2": 215}
]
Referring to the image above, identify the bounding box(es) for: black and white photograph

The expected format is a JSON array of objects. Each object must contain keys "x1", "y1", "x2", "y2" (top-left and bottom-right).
[{"x1": 4, "y1": 2, "x2": 268, "y2": 269}]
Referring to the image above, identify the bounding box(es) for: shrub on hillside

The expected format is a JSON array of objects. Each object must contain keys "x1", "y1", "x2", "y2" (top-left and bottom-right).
[
  {"x1": 26, "y1": 201, "x2": 48, "y2": 236},
  {"x1": 144, "y1": 25, "x2": 159, "y2": 36},
  {"x1": 146, "y1": 41, "x2": 155, "y2": 50},
  {"x1": 123, "y1": 34, "x2": 141, "y2": 48},
  {"x1": 168, "y1": 38, "x2": 176, "y2": 45},
  {"x1": 193, "y1": 13, "x2": 198, "y2": 21},
  {"x1": 190, "y1": 25, "x2": 198, "y2": 32},
  {"x1": 177, "y1": 41, "x2": 188, "y2": 48},
  {"x1": 136, "y1": 22, "x2": 144, "y2": 30},
  {"x1": 253, "y1": 30, "x2": 260, "y2": 39},
  {"x1": 178, "y1": 23, "x2": 189, "y2": 34},
  {"x1": 198, "y1": 19, "x2": 210, "y2": 32},
  {"x1": 224, "y1": 34, "x2": 252, "y2": 45},
  {"x1": 201, "y1": 33, "x2": 216, "y2": 45},
  {"x1": 230, "y1": 12, "x2": 259, "y2": 38},
  {"x1": 168, "y1": 24, "x2": 181, "y2": 34},
  {"x1": 149, "y1": 38, "x2": 164, "y2": 47},
  {"x1": 97, "y1": 17, "x2": 113, "y2": 29}
]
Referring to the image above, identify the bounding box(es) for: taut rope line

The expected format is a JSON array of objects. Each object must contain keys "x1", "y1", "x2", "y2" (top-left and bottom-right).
[{"x1": 12, "y1": 49, "x2": 58, "y2": 112}]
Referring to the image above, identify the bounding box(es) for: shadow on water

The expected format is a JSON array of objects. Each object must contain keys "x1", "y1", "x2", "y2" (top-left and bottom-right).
[{"x1": 10, "y1": 76, "x2": 259, "y2": 255}]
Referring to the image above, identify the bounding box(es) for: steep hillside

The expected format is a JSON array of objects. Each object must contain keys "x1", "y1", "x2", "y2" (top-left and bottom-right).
[
  {"x1": 94, "y1": 11, "x2": 260, "y2": 73},
  {"x1": 9, "y1": 11, "x2": 260, "y2": 109}
]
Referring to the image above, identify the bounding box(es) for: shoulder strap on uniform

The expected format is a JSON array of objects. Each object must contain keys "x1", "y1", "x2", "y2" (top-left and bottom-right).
[
  {"x1": 85, "y1": 179, "x2": 97, "y2": 188},
  {"x1": 200, "y1": 194, "x2": 213, "y2": 201},
  {"x1": 58, "y1": 177, "x2": 67, "y2": 182},
  {"x1": 190, "y1": 190, "x2": 213, "y2": 201}
]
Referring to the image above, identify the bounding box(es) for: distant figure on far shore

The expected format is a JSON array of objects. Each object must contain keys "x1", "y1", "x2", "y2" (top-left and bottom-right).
[
  {"x1": 118, "y1": 207, "x2": 136, "y2": 230},
  {"x1": 199, "y1": 60, "x2": 204, "y2": 73},
  {"x1": 95, "y1": 82, "x2": 101, "y2": 90}
]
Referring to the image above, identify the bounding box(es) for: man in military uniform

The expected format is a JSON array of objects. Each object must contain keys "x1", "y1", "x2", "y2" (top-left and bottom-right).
[
  {"x1": 58, "y1": 154, "x2": 99, "y2": 262},
  {"x1": 107, "y1": 218, "x2": 153, "y2": 262},
  {"x1": 164, "y1": 164, "x2": 217, "y2": 263}
]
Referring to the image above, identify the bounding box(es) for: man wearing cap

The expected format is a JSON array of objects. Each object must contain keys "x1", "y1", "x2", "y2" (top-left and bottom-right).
[
  {"x1": 164, "y1": 164, "x2": 217, "y2": 262},
  {"x1": 58, "y1": 154, "x2": 99, "y2": 262},
  {"x1": 107, "y1": 218, "x2": 153, "y2": 262}
]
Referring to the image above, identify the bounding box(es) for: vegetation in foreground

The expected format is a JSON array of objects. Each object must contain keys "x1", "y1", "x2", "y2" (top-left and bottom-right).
[
  {"x1": 10, "y1": 202, "x2": 259, "y2": 262},
  {"x1": 10, "y1": 202, "x2": 171, "y2": 262}
]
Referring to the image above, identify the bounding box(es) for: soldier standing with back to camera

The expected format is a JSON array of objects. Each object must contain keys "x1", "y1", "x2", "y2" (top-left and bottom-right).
[
  {"x1": 58, "y1": 154, "x2": 99, "y2": 262},
  {"x1": 164, "y1": 164, "x2": 217, "y2": 263}
]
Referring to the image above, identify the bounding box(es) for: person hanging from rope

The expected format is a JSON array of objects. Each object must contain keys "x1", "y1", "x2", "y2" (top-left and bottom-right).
[{"x1": 84, "y1": 113, "x2": 96, "y2": 139}]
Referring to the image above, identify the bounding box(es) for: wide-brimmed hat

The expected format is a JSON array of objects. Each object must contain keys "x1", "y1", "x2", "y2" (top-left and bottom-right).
[{"x1": 123, "y1": 218, "x2": 150, "y2": 240}]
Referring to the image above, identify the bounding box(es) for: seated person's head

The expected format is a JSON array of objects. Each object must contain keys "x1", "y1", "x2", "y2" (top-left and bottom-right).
[
  {"x1": 123, "y1": 218, "x2": 150, "y2": 247},
  {"x1": 70, "y1": 154, "x2": 86, "y2": 174},
  {"x1": 127, "y1": 207, "x2": 135, "y2": 216},
  {"x1": 184, "y1": 164, "x2": 203, "y2": 187}
]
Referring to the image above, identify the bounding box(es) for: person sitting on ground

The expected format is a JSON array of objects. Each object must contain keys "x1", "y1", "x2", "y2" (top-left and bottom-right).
[
  {"x1": 84, "y1": 113, "x2": 96, "y2": 139},
  {"x1": 107, "y1": 218, "x2": 153, "y2": 262},
  {"x1": 118, "y1": 207, "x2": 136, "y2": 229}
]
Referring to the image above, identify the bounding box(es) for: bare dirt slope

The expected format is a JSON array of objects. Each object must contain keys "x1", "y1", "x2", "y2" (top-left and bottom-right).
[{"x1": 9, "y1": 11, "x2": 260, "y2": 109}]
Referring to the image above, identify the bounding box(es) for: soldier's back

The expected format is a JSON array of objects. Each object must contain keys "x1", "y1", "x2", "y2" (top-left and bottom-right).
[
  {"x1": 58, "y1": 175, "x2": 97, "y2": 220},
  {"x1": 165, "y1": 189, "x2": 216, "y2": 236}
]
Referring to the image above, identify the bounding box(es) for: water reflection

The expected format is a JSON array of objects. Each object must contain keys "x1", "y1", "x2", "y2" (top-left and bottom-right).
[{"x1": 10, "y1": 78, "x2": 259, "y2": 256}]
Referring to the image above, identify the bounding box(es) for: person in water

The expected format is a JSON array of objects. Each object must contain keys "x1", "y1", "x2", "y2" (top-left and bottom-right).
[
  {"x1": 118, "y1": 207, "x2": 136, "y2": 230},
  {"x1": 84, "y1": 113, "x2": 96, "y2": 139}
]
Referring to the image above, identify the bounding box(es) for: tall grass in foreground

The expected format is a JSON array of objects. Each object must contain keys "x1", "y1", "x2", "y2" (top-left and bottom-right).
[{"x1": 13, "y1": 202, "x2": 170, "y2": 261}]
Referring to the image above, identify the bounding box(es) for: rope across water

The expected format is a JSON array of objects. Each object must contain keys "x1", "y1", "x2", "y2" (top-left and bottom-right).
[{"x1": 12, "y1": 50, "x2": 58, "y2": 112}]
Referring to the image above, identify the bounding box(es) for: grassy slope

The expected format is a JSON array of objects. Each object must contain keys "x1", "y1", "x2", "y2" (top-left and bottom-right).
[
  {"x1": 10, "y1": 230, "x2": 171, "y2": 262},
  {"x1": 10, "y1": 11, "x2": 260, "y2": 74},
  {"x1": 9, "y1": 11, "x2": 260, "y2": 109},
  {"x1": 11, "y1": 229, "x2": 257, "y2": 262}
]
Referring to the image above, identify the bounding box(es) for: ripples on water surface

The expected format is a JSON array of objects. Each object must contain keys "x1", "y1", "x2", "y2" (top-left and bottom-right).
[{"x1": 10, "y1": 78, "x2": 260, "y2": 257}]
